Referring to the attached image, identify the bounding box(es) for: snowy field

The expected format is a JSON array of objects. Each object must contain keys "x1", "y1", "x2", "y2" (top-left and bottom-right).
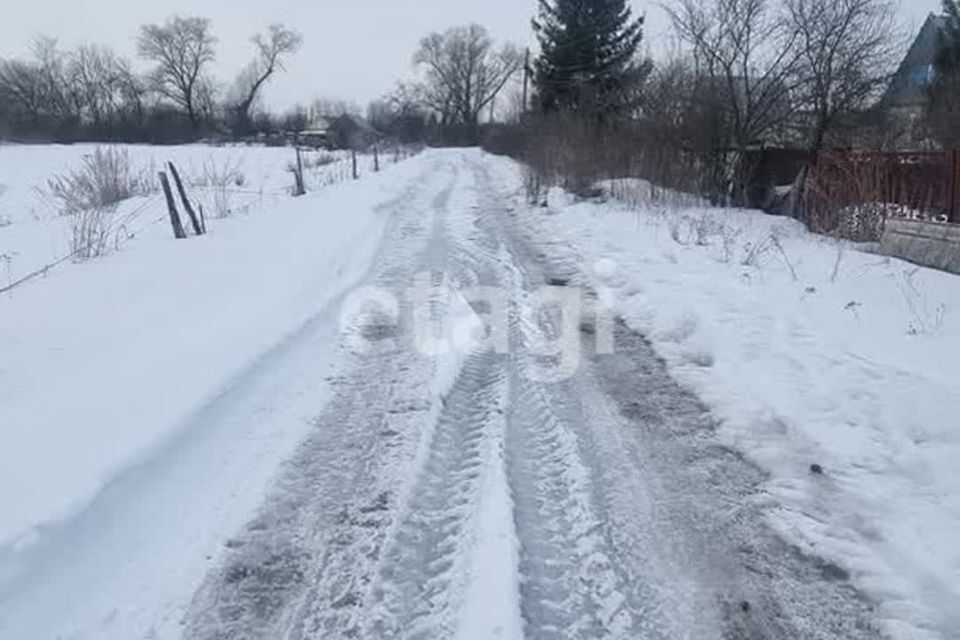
[
  {"x1": 489, "y1": 163, "x2": 960, "y2": 640},
  {"x1": 0, "y1": 143, "x2": 389, "y2": 287},
  {"x1": 0, "y1": 143, "x2": 422, "y2": 636}
]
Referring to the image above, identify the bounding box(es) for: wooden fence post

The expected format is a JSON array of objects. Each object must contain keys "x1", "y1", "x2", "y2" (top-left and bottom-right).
[
  {"x1": 374, "y1": 145, "x2": 380, "y2": 172},
  {"x1": 168, "y1": 162, "x2": 203, "y2": 235},
  {"x1": 352, "y1": 149, "x2": 359, "y2": 180},
  {"x1": 159, "y1": 172, "x2": 187, "y2": 240},
  {"x1": 293, "y1": 147, "x2": 306, "y2": 196},
  {"x1": 950, "y1": 149, "x2": 959, "y2": 224}
]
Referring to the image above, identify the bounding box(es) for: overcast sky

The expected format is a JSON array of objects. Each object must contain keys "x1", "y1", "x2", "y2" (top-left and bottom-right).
[{"x1": 0, "y1": 0, "x2": 944, "y2": 112}]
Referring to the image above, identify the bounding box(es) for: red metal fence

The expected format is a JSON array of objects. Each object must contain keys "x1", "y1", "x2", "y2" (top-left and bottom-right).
[{"x1": 805, "y1": 150, "x2": 959, "y2": 239}]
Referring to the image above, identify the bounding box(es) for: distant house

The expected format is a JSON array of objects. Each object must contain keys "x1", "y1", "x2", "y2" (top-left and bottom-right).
[
  {"x1": 325, "y1": 114, "x2": 378, "y2": 150},
  {"x1": 295, "y1": 114, "x2": 379, "y2": 150},
  {"x1": 297, "y1": 116, "x2": 333, "y2": 148},
  {"x1": 883, "y1": 14, "x2": 947, "y2": 114}
]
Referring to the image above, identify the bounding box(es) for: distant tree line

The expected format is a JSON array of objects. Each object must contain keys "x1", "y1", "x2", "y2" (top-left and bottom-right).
[
  {"x1": 481, "y1": 0, "x2": 906, "y2": 207},
  {"x1": 371, "y1": 24, "x2": 524, "y2": 146},
  {"x1": 0, "y1": 16, "x2": 301, "y2": 143}
]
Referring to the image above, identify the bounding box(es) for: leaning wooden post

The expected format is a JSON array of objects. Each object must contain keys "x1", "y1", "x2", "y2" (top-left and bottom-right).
[
  {"x1": 374, "y1": 145, "x2": 380, "y2": 172},
  {"x1": 352, "y1": 149, "x2": 359, "y2": 180},
  {"x1": 159, "y1": 172, "x2": 187, "y2": 240},
  {"x1": 167, "y1": 162, "x2": 203, "y2": 235}
]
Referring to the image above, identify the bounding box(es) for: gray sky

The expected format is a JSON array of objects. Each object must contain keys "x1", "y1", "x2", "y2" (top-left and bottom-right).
[{"x1": 0, "y1": 0, "x2": 944, "y2": 112}]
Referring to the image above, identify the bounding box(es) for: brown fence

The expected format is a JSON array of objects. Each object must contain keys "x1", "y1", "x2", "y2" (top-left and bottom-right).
[{"x1": 804, "y1": 150, "x2": 959, "y2": 240}]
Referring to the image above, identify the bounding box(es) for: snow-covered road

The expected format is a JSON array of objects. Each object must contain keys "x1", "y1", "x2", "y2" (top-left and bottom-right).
[
  {"x1": 1, "y1": 149, "x2": 893, "y2": 639},
  {"x1": 180, "y1": 151, "x2": 877, "y2": 640}
]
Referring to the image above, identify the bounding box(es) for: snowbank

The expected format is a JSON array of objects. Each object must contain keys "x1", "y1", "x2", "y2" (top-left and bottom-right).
[
  {"x1": 487, "y1": 155, "x2": 960, "y2": 640},
  {"x1": 0, "y1": 147, "x2": 420, "y2": 556}
]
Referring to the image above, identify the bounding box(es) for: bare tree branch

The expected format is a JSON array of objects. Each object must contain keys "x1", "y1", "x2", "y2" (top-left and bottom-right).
[{"x1": 138, "y1": 16, "x2": 216, "y2": 127}]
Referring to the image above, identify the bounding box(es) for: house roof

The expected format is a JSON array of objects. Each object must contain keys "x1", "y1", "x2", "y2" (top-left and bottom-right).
[
  {"x1": 883, "y1": 13, "x2": 948, "y2": 108},
  {"x1": 303, "y1": 116, "x2": 333, "y2": 132}
]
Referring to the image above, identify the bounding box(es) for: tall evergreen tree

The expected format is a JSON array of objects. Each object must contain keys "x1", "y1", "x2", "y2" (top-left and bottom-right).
[{"x1": 532, "y1": 0, "x2": 646, "y2": 116}]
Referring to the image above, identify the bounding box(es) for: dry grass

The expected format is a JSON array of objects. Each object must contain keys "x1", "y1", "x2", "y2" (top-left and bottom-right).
[
  {"x1": 41, "y1": 147, "x2": 153, "y2": 261},
  {"x1": 45, "y1": 147, "x2": 152, "y2": 217},
  {"x1": 191, "y1": 156, "x2": 249, "y2": 218}
]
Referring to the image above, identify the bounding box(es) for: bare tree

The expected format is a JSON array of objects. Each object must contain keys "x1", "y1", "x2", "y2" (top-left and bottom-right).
[
  {"x1": 1, "y1": 38, "x2": 147, "y2": 138},
  {"x1": 309, "y1": 96, "x2": 361, "y2": 121},
  {"x1": 0, "y1": 37, "x2": 74, "y2": 126},
  {"x1": 230, "y1": 24, "x2": 302, "y2": 132},
  {"x1": 666, "y1": 0, "x2": 802, "y2": 152},
  {"x1": 786, "y1": 0, "x2": 900, "y2": 150},
  {"x1": 368, "y1": 85, "x2": 431, "y2": 141},
  {"x1": 413, "y1": 24, "x2": 522, "y2": 126},
  {"x1": 67, "y1": 45, "x2": 143, "y2": 129},
  {"x1": 138, "y1": 16, "x2": 216, "y2": 127},
  {"x1": 0, "y1": 58, "x2": 45, "y2": 121},
  {"x1": 666, "y1": 0, "x2": 804, "y2": 202},
  {"x1": 639, "y1": 55, "x2": 734, "y2": 196},
  {"x1": 31, "y1": 37, "x2": 73, "y2": 120}
]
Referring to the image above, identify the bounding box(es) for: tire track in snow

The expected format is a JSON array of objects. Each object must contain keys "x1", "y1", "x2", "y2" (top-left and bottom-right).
[
  {"x1": 462, "y1": 152, "x2": 690, "y2": 639},
  {"x1": 504, "y1": 363, "x2": 638, "y2": 639},
  {"x1": 301, "y1": 156, "x2": 511, "y2": 640},
  {"x1": 363, "y1": 350, "x2": 505, "y2": 639},
  {"x1": 181, "y1": 156, "x2": 462, "y2": 640},
  {"x1": 435, "y1": 153, "x2": 640, "y2": 639}
]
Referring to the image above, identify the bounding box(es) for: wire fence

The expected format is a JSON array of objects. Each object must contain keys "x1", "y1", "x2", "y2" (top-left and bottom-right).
[
  {"x1": 0, "y1": 145, "x2": 422, "y2": 298},
  {"x1": 0, "y1": 194, "x2": 164, "y2": 296}
]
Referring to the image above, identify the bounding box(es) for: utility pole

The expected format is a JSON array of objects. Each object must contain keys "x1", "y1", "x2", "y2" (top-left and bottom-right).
[{"x1": 522, "y1": 48, "x2": 530, "y2": 115}]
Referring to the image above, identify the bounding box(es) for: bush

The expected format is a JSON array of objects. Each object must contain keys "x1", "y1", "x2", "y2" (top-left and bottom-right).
[
  {"x1": 41, "y1": 147, "x2": 151, "y2": 261},
  {"x1": 191, "y1": 156, "x2": 247, "y2": 218},
  {"x1": 70, "y1": 207, "x2": 116, "y2": 260},
  {"x1": 302, "y1": 151, "x2": 338, "y2": 169},
  {"x1": 517, "y1": 112, "x2": 731, "y2": 205},
  {"x1": 192, "y1": 156, "x2": 246, "y2": 190},
  {"x1": 45, "y1": 147, "x2": 151, "y2": 216}
]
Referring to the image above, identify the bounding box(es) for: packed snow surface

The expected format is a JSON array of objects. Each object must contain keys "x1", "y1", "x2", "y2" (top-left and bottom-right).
[
  {"x1": 0, "y1": 147, "x2": 956, "y2": 640},
  {"x1": 500, "y1": 166, "x2": 960, "y2": 640}
]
